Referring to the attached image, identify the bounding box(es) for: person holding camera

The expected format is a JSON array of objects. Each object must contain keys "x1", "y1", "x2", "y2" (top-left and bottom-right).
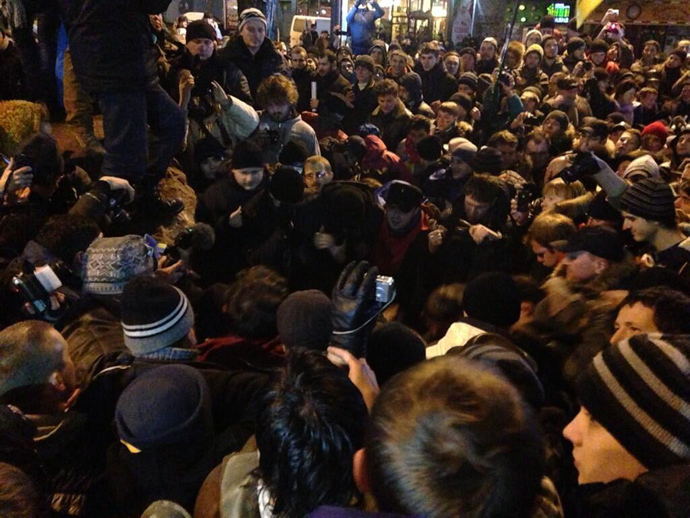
[
  {"x1": 177, "y1": 64, "x2": 260, "y2": 165},
  {"x1": 252, "y1": 74, "x2": 320, "y2": 165},
  {"x1": 169, "y1": 20, "x2": 252, "y2": 106},
  {"x1": 346, "y1": 0, "x2": 384, "y2": 56}
]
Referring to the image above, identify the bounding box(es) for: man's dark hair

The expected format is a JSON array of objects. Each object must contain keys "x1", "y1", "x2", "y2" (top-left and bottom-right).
[
  {"x1": 410, "y1": 114, "x2": 432, "y2": 133},
  {"x1": 0, "y1": 463, "x2": 42, "y2": 518},
  {"x1": 320, "y1": 49, "x2": 337, "y2": 64},
  {"x1": 526, "y1": 212, "x2": 577, "y2": 248},
  {"x1": 464, "y1": 174, "x2": 502, "y2": 203},
  {"x1": 487, "y1": 129, "x2": 519, "y2": 149},
  {"x1": 367, "y1": 356, "x2": 544, "y2": 518},
  {"x1": 223, "y1": 266, "x2": 289, "y2": 338},
  {"x1": 373, "y1": 79, "x2": 399, "y2": 98},
  {"x1": 255, "y1": 349, "x2": 368, "y2": 517},
  {"x1": 419, "y1": 41, "x2": 441, "y2": 58},
  {"x1": 619, "y1": 287, "x2": 690, "y2": 334},
  {"x1": 35, "y1": 215, "x2": 100, "y2": 266},
  {"x1": 15, "y1": 133, "x2": 63, "y2": 188}
]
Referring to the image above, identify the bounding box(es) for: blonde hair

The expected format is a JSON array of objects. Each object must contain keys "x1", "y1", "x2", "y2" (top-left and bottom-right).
[
  {"x1": 304, "y1": 156, "x2": 332, "y2": 172},
  {"x1": 542, "y1": 178, "x2": 586, "y2": 199}
]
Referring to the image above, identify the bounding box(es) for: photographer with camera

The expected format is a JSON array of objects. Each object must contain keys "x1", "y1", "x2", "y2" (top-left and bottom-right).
[
  {"x1": 178, "y1": 66, "x2": 260, "y2": 166},
  {"x1": 252, "y1": 74, "x2": 320, "y2": 165},
  {"x1": 169, "y1": 20, "x2": 252, "y2": 106},
  {"x1": 346, "y1": 0, "x2": 384, "y2": 56},
  {"x1": 0, "y1": 133, "x2": 136, "y2": 232},
  {"x1": 0, "y1": 214, "x2": 101, "y2": 327}
]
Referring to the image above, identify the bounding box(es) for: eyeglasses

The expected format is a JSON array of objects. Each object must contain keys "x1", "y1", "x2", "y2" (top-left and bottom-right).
[{"x1": 304, "y1": 170, "x2": 328, "y2": 179}]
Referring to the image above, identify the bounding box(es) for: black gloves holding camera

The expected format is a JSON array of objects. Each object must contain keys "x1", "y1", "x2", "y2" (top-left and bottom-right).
[{"x1": 330, "y1": 261, "x2": 379, "y2": 358}]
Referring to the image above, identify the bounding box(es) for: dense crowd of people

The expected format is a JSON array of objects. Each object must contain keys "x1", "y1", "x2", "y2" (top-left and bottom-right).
[{"x1": 2, "y1": 1, "x2": 690, "y2": 517}]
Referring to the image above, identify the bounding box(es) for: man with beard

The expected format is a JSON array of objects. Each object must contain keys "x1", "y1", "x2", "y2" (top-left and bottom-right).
[
  {"x1": 541, "y1": 35, "x2": 568, "y2": 78},
  {"x1": 311, "y1": 50, "x2": 353, "y2": 122},
  {"x1": 476, "y1": 37, "x2": 499, "y2": 75},
  {"x1": 255, "y1": 75, "x2": 320, "y2": 165}
]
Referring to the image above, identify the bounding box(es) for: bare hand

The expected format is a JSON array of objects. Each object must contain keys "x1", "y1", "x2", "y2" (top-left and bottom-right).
[
  {"x1": 428, "y1": 227, "x2": 446, "y2": 254},
  {"x1": 99, "y1": 176, "x2": 135, "y2": 203},
  {"x1": 469, "y1": 224, "x2": 501, "y2": 244},
  {"x1": 314, "y1": 231, "x2": 336, "y2": 249},
  {"x1": 310, "y1": 98, "x2": 320, "y2": 110},
  {"x1": 179, "y1": 70, "x2": 195, "y2": 107},
  {"x1": 155, "y1": 257, "x2": 185, "y2": 284},
  {"x1": 327, "y1": 346, "x2": 380, "y2": 411},
  {"x1": 470, "y1": 107, "x2": 481, "y2": 121},
  {"x1": 510, "y1": 198, "x2": 529, "y2": 226},
  {"x1": 0, "y1": 159, "x2": 33, "y2": 196},
  {"x1": 228, "y1": 206, "x2": 243, "y2": 228},
  {"x1": 210, "y1": 80, "x2": 229, "y2": 105}
]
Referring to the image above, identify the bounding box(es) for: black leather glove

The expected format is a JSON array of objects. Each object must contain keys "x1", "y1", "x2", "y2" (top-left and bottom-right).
[{"x1": 330, "y1": 261, "x2": 378, "y2": 358}]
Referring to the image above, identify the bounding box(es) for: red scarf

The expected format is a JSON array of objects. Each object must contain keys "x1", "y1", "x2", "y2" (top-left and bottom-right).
[{"x1": 372, "y1": 212, "x2": 428, "y2": 275}]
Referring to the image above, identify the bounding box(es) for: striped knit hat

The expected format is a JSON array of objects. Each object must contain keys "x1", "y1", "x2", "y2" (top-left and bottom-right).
[
  {"x1": 120, "y1": 276, "x2": 194, "y2": 356},
  {"x1": 576, "y1": 334, "x2": 690, "y2": 469},
  {"x1": 619, "y1": 178, "x2": 676, "y2": 223}
]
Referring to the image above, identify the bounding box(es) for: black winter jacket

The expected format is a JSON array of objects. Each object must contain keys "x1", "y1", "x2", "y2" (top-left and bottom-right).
[
  {"x1": 220, "y1": 36, "x2": 286, "y2": 100},
  {"x1": 413, "y1": 62, "x2": 457, "y2": 104}
]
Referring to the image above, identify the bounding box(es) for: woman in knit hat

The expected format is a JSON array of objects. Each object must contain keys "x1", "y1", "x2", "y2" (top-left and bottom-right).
[{"x1": 563, "y1": 334, "x2": 690, "y2": 517}]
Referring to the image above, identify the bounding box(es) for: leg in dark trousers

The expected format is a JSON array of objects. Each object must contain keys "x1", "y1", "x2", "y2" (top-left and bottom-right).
[{"x1": 98, "y1": 84, "x2": 185, "y2": 214}]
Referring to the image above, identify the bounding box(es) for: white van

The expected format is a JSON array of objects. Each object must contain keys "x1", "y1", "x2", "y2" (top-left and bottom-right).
[{"x1": 289, "y1": 16, "x2": 331, "y2": 48}]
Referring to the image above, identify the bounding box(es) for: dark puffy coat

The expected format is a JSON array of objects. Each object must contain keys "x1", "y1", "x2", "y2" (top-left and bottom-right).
[
  {"x1": 168, "y1": 49, "x2": 252, "y2": 104},
  {"x1": 220, "y1": 36, "x2": 286, "y2": 100},
  {"x1": 413, "y1": 62, "x2": 457, "y2": 104},
  {"x1": 346, "y1": 81, "x2": 378, "y2": 134},
  {"x1": 64, "y1": 0, "x2": 171, "y2": 93}
]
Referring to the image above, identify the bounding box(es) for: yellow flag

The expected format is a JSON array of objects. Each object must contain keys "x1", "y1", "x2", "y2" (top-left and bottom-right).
[{"x1": 576, "y1": 0, "x2": 604, "y2": 28}]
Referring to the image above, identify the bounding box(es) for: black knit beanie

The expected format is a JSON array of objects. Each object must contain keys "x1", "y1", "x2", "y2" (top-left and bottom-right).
[
  {"x1": 462, "y1": 272, "x2": 521, "y2": 328},
  {"x1": 472, "y1": 146, "x2": 504, "y2": 175},
  {"x1": 232, "y1": 139, "x2": 266, "y2": 169},
  {"x1": 277, "y1": 290, "x2": 333, "y2": 351},
  {"x1": 186, "y1": 20, "x2": 217, "y2": 43},
  {"x1": 270, "y1": 166, "x2": 304, "y2": 204}
]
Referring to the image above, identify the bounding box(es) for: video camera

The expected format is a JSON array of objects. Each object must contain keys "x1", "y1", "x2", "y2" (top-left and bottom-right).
[{"x1": 12, "y1": 261, "x2": 69, "y2": 317}]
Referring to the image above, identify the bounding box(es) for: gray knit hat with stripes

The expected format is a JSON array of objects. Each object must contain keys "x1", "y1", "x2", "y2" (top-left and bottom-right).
[
  {"x1": 121, "y1": 276, "x2": 194, "y2": 356},
  {"x1": 619, "y1": 178, "x2": 676, "y2": 223},
  {"x1": 577, "y1": 334, "x2": 690, "y2": 469}
]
